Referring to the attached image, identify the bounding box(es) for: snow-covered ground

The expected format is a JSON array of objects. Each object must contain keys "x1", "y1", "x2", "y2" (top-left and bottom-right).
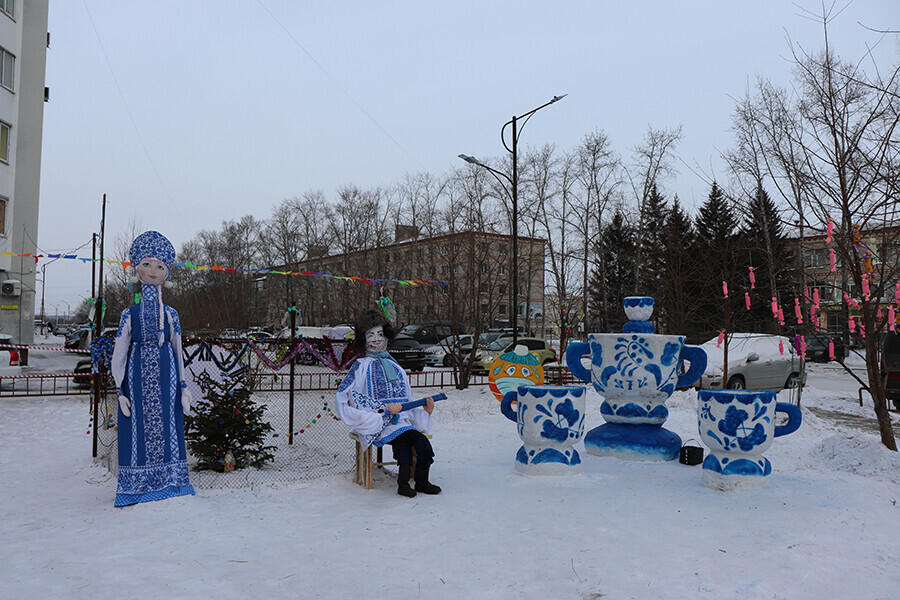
[{"x1": 2, "y1": 339, "x2": 899, "y2": 599}]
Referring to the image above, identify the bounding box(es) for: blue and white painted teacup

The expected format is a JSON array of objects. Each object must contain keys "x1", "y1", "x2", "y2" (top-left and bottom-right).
[
  {"x1": 501, "y1": 385, "x2": 586, "y2": 475},
  {"x1": 698, "y1": 389, "x2": 802, "y2": 490},
  {"x1": 566, "y1": 333, "x2": 707, "y2": 425}
]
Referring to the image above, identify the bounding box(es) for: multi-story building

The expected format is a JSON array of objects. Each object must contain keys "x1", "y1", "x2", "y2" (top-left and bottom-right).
[
  {"x1": 800, "y1": 224, "x2": 899, "y2": 333},
  {"x1": 259, "y1": 230, "x2": 545, "y2": 333},
  {"x1": 0, "y1": 0, "x2": 49, "y2": 354}
]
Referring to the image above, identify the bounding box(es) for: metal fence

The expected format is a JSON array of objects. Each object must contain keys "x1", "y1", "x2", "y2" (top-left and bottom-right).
[{"x1": 91, "y1": 338, "x2": 490, "y2": 489}]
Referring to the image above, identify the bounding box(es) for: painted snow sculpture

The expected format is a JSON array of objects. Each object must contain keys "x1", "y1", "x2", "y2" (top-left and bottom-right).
[
  {"x1": 565, "y1": 296, "x2": 707, "y2": 461},
  {"x1": 697, "y1": 389, "x2": 802, "y2": 491},
  {"x1": 488, "y1": 344, "x2": 544, "y2": 402},
  {"x1": 500, "y1": 384, "x2": 586, "y2": 474},
  {"x1": 111, "y1": 231, "x2": 195, "y2": 506}
]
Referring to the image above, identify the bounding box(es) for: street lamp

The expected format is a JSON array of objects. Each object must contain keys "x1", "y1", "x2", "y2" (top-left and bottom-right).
[{"x1": 459, "y1": 94, "x2": 566, "y2": 345}]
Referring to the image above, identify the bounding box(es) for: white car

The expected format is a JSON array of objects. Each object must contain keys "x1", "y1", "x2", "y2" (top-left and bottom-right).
[
  {"x1": 424, "y1": 334, "x2": 476, "y2": 367},
  {"x1": 698, "y1": 333, "x2": 805, "y2": 392}
]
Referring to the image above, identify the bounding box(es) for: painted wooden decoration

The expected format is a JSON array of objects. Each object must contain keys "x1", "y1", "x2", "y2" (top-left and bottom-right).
[{"x1": 488, "y1": 345, "x2": 544, "y2": 402}]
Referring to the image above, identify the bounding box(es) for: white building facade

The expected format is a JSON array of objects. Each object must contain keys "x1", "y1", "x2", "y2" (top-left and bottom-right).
[{"x1": 0, "y1": 0, "x2": 48, "y2": 354}]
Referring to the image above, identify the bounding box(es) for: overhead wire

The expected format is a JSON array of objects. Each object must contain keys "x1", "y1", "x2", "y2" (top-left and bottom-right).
[
  {"x1": 81, "y1": 0, "x2": 186, "y2": 222},
  {"x1": 255, "y1": 0, "x2": 426, "y2": 172}
]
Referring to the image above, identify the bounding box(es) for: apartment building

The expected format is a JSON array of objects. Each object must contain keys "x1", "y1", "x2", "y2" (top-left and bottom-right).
[
  {"x1": 0, "y1": 0, "x2": 49, "y2": 352},
  {"x1": 259, "y1": 230, "x2": 546, "y2": 332}
]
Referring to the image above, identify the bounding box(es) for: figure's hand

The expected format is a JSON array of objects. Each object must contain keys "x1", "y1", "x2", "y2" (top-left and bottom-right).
[
  {"x1": 181, "y1": 388, "x2": 192, "y2": 414},
  {"x1": 424, "y1": 396, "x2": 435, "y2": 415},
  {"x1": 118, "y1": 395, "x2": 131, "y2": 418},
  {"x1": 387, "y1": 403, "x2": 403, "y2": 415}
]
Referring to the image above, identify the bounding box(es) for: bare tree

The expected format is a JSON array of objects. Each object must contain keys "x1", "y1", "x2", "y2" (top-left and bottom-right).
[{"x1": 739, "y1": 10, "x2": 900, "y2": 449}]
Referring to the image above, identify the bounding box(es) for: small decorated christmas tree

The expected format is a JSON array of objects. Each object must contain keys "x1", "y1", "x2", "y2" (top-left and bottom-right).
[{"x1": 185, "y1": 370, "x2": 276, "y2": 472}]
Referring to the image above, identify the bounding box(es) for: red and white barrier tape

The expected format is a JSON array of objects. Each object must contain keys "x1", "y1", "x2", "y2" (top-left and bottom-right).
[
  {"x1": 0, "y1": 372, "x2": 82, "y2": 379},
  {"x1": 0, "y1": 344, "x2": 90, "y2": 354}
]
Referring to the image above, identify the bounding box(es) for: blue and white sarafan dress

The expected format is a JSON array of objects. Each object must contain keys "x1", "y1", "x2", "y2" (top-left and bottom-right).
[{"x1": 113, "y1": 285, "x2": 194, "y2": 506}]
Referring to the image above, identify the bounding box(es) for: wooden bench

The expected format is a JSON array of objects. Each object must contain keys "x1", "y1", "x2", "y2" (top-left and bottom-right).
[{"x1": 349, "y1": 431, "x2": 431, "y2": 489}]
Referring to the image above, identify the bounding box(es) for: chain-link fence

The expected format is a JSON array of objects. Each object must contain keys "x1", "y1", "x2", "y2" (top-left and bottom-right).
[{"x1": 95, "y1": 338, "x2": 483, "y2": 489}]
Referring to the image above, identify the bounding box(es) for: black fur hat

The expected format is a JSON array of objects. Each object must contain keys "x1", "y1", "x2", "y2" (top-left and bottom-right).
[{"x1": 353, "y1": 308, "x2": 396, "y2": 350}]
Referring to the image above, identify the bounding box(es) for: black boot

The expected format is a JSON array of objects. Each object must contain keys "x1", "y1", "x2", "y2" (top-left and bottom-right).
[
  {"x1": 397, "y1": 464, "x2": 416, "y2": 498},
  {"x1": 414, "y1": 466, "x2": 442, "y2": 495}
]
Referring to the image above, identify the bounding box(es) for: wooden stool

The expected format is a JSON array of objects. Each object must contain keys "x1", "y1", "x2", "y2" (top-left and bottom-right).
[{"x1": 349, "y1": 432, "x2": 431, "y2": 490}]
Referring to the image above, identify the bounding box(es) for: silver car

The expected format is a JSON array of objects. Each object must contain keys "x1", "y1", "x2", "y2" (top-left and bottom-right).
[
  {"x1": 698, "y1": 333, "x2": 805, "y2": 391},
  {"x1": 424, "y1": 334, "x2": 476, "y2": 367}
]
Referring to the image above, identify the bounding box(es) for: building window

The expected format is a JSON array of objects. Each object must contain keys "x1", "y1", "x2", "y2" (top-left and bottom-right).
[
  {"x1": 0, "y1": 47, "x2": 13, "y2": 91},
  {"x1": 0, "y1": 0, "x2": 12, "y2": 20},
  {"x1": 0, "y1": 121, "x2": 8, "y2": 163},
  {"x1": 0, "y1": 197, "x2": 6, "y2": 235}
]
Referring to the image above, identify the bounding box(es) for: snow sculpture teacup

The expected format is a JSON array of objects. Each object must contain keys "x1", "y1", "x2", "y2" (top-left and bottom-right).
[
  {"x1": 500, "y1": 385, "x2": 586, "y2": 474},
  {"x1": 698, "y1": 389, "x2": 802, "y2": 491}
]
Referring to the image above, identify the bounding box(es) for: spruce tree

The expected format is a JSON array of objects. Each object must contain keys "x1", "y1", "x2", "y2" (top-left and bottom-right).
[
  {"x1": 637, "y1": 183, "x2": 669, "y2": 303},
  {"x1": 185, "y1": 371, "x2": 276, "y2": 472},
  {"x1": 693, "y1": 182, "x2": 741, "y2": 338},
  {"x1": 660, "y1": 196, "x2": 699, "y2": 337},
  {"x1": 594, "y1": 210, "x2": 637, "y2": 331},
  {"x1": 740, "y1": 184, "x2": 790, "y2": 332}
]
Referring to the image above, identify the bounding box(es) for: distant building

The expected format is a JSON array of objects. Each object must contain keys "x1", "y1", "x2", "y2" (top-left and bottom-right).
[
  {"x1": 258, "y1": 230, "x2": 546, "y2": 333},
  {"x1": 799, "y1": 224, "x2": 899, "y2": 333},
  {"x1": 0, "y1": 1, "x2": 49, "y2": 353}
]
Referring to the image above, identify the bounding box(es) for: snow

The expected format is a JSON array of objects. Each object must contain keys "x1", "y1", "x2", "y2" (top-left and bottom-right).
[
  {"x1": 700, "y1": 333, "x2": 797, "y2": 377},
  {"x1": 2, "y1": 338, "x2": 899, "y2": 599}
]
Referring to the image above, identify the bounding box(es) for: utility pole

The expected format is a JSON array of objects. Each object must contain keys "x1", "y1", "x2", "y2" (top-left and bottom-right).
[{"x1": 92, "y1": 194, "x2": 107, "y2": 459}]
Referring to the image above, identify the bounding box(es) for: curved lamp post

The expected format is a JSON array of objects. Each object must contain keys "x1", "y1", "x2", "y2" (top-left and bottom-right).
[{"x1": 459, "y1": 94, "x2": 566, "y2": 345}]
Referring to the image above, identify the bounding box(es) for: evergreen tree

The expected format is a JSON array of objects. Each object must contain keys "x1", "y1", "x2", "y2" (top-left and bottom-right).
[
  {"x1": 185, "y1": 371, "x2": 276, "y2": 472},
  {"x1": 659, "y1": 196, "x2": 699, "y2": 337},
  {"x1": 591, "y1": 209, "x2": 636, "y2": 331},
  {"x1": 693, "y1": 182, "x2": 741, "y2": 338},
  {"x1": 637, "y1": 183, "x2": 669, "y2": 302},
  {"x1": 739, "y1": 184, "x2": 791, "y2": 332}
]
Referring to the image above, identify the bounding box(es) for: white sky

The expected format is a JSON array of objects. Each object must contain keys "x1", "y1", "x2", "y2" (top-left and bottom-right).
[{"x1": 35, "y1": 1, "x2": 898, "y2": 312}]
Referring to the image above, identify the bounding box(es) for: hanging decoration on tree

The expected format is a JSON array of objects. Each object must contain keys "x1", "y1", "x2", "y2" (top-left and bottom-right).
[
  {"x1": 829, "y1": 248, "x2": 837, "y2": 272},
  {"x1": 844, "y1": 293, "x2": 860, "y2": 310},
  {"x1": 771, "y1": 297, "x2": 779, "y2": 318},
  {"x1": 745, "y1": 292, "x2": 751, "y2": 311},
  {"x1": 889, "y1": 306, "x2": 896, "y2": 332},
  {"x1": 895, "y1": 283, "x2": 900, "y2": 306},
  {"x1": 716, "y1": 329, "x2": 725, "y2": 348},
  {"x1": 778, "y1": 339, "x2": 785, "y2": 356},
  {"x1": 813, "y1": 288, "x2": 820, "y2": 307},
  {"x1": 722, "y1": 281, "x2": 728, "y2": 298},
  {"x1": 849, "y1": 316, "x2": 856, "y2": 333},
  {"x1": 828, "y1": 340, "x2": 835, "y2": 361},
  {"x1": 794, "y1": 298, "x2": 803, "y2": 324},
  {"x1": 862, "y1": 274, "x2": 871, "y2": 301},
  {"x1": 185, "y1": 371, "x2": 277, "y2": 472},
  {"x1": 799, "y1": 336, "x2": 807, "y2": 359},
  {"x1": 826, "y1": 218, "x2": 834, "y2": 243},
  {"x1": 748, "y1": 266, "x2": 756, "y2": 289}
]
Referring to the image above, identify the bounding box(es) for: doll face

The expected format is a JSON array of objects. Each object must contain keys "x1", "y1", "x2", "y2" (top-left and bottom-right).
[
  {"x1": 365, "y1": 325, "x2": 387, "y2": 353},
  {"x1": 136, "y1": 258, "x2": 169, "y2": 285}
]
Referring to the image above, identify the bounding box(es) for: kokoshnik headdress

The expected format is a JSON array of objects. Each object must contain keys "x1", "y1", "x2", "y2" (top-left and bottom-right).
[{"x1": 129, "y1": 231, "x2": 176, "y2": 345}]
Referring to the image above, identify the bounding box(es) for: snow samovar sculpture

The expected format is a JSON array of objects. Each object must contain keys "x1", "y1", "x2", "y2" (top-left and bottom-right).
[{"x1": 565, "y1": 297, "x2": 707, "y2": 461}]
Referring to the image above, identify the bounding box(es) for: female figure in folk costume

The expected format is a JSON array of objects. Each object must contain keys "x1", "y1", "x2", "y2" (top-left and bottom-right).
[
  {"x1": 335, "y1": 309, "x2": 442, "y2": 497},
  {"x1": 111, "y1": 231, "x2": 195, "y2": 506}
]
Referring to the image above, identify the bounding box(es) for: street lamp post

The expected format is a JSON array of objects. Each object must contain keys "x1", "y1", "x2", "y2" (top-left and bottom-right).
[{"x1": 459, "y1": 94, "x2": 566, "y2": 346}]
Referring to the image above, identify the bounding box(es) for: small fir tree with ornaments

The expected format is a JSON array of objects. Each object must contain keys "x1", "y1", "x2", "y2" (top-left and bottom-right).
[{"x1": 185, "y1": 370, "x2": 276, "y2": 472}]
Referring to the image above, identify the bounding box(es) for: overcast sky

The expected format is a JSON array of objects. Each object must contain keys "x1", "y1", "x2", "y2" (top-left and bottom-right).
[{"x1": 36, "y1": 1, "x2": 897, "y2": 313}]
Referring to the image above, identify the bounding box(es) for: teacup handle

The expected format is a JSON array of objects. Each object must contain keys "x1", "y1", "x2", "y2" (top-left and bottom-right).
[
  {"x1": 676, "y1": 345, "x2": 708, "y2": 389},
  {"x1": 565, "y1": 341, "x2": 591, "y2": 383},
  {"x1": 774, "y1": 402, "x2": 802, "y2": 437},
  {"x1": 500, "y1": 390, "x2": 518, "y2": 422}
]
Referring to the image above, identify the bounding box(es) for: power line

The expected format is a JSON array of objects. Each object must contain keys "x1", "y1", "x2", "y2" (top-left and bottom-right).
[
  {"x1": 81, "y1": 0, "x2": 186, "y2": 221},
  {"x1": 255, "y1": 1, "x2": 426, "y2": 172}
]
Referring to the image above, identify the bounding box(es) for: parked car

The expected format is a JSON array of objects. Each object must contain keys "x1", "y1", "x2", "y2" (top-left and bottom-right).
[
  {"x1": 424, "y1": 334, "x2": 477, "y2": 367},
  {"x1": 396, "y1": 322, "x2": 464, "y2": 347},
  {"x1": 389, "y1": 334, "x2": 426, "y2": 372},
  {"x1": 879, "y1": 331, "x2": 900, "y2": 411},
  {"x1": 65, "y1": 327, "x2": 92, "y2": 350},
  {"x1": 805, "y1": 334, "x2": 846, "y2": 362},
  {"x1": 471, "y1": 337, "x2": 557, "y2": 373},
  {"x1": 698, "y1": 333, "x2": 805, "y2": 392},
  {"x1": 0, "y1": 333, "x2": 21, "y2": 378}
]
